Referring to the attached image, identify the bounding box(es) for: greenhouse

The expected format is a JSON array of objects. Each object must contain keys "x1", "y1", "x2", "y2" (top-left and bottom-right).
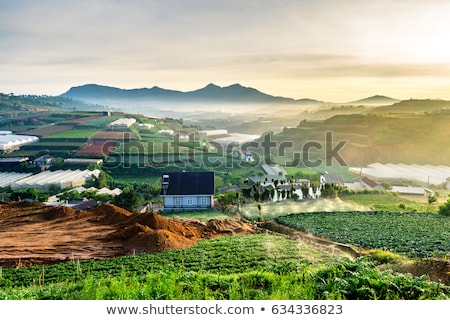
[
  {"x1": 348, "y1": 163, "x2": 450, "y2": 186},
  {"x1": 11, "y1": 169, "x2": 101, "y2": 192},
  {"x1": 0, "y1": 172, "x2": 34, "y2": 188},
  {"x1": 0, "y1": 133, "x2": 39, "y2": 153}
]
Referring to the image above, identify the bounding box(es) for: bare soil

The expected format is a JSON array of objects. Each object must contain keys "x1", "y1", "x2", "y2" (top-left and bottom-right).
[{"x1": 0, "y1": 201, "x2": 256, "y2": 268}]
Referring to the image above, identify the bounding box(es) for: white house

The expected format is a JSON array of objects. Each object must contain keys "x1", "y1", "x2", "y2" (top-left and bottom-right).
[{"x1": 160, "y1": 171, "x2": 215, "y2": 212}]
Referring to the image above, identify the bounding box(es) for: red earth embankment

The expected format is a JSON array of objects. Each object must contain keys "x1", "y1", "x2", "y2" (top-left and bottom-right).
[{"x1": 0, "y1": 202, "x2": 256, "y2": 267}]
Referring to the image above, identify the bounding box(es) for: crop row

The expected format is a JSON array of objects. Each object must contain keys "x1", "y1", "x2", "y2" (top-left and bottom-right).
[{"x1": 275, "y1": 211, "x2": 450, "y2": 258}]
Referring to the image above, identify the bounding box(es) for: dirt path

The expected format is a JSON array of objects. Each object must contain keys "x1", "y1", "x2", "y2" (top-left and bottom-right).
[{"x1": 259, "y1": 220, "x2": 361, "y2": 259}]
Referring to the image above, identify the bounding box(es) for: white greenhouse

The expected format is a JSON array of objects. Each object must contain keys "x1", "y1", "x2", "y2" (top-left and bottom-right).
[
  {"x1": 0, "y1": 172, "x2": 34, "y2": 188},
  {"x1": 11, "y1": 169, "x2": 101, "y2": 192},
  {"x1": 0, "y1": 132, "x2": 39, "y2": 153},
  {"x1": 348, "y1": 163, "x2": 450, "y2": 186}
]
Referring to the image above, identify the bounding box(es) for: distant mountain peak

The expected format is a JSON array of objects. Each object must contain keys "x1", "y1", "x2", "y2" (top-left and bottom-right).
[
  {"x1": 347, "y1": 95, "x2": 399, "y2": 105},
  {"x1": 203, "y1": 83, "x2": 221, "y2": 89}
]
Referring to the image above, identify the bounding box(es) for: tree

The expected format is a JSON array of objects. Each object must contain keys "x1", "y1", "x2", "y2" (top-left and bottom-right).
[
  {"x1": 438, "y1": 196, "x2": 450, "y2": 216},
  {"x1": 257, "y1": 203, "x2": 263, "y2": 222},
  {"x1": 92, "y1": 171, "x2": 108, "y2": 188},
  {"x1": 320, "y1": 183, "x2": 339, "y2": 198},
  {"x1": 216, "y1": 191, "x2": 238, "y2": 212},
  {"x1": 48, "y1": 183, "x2": 60, "y2": 195},
  {"x1": 113, "y1": 187, "x2": 140, "y2": 212},
  {"x1": 428, "y1": 193, "x2": 438, "y2": 205},
  {"x1": 10, "y1": 187, "x2": 39, "y2": 201},
  {"x1": 301, "y1": 185, "x2": 309, "y2": 199}
]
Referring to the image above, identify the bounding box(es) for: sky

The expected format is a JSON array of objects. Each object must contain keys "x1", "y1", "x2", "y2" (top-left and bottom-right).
[{"x1": 2, "y1": 0, "x2": 450, "y2": 102}]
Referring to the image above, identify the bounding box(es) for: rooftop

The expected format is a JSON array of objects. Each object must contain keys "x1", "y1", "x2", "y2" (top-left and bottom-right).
[{"x1": 161, "y1": 171, "x2": 215, "y2": 196}]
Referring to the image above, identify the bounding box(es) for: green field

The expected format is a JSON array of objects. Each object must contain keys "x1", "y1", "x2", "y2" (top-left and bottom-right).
[
  {"x1": 275, "y1": 211, "x2": 450, "y2": 258},
  {"x1": 76, "y1": 115, "x2": 121, "y2": 128},
  {"x1": 241, "y1": 199, "x2": 370, "y2": 222},
  {"x1": 339, "y1": 192, "x2": 437, "y2": 213},
  {"x1": 45, "y1": 129, "x2": 101, "y2": 139},
  {"x1": 161, "y1": 210, "x2": 231, "y2": 221},
  {"x1": 1, "y1": 234, "x2": 448, "y2": 300}
]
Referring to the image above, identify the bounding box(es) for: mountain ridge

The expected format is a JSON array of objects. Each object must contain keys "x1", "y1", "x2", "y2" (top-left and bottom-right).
[{"x1": 60, "y1": 83, "x2": 324, "y2": 105}]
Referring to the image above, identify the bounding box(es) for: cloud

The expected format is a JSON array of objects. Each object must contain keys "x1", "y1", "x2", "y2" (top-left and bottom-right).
[{"x1": 2, "y1": 0, "x2": 450, "y2": 100}]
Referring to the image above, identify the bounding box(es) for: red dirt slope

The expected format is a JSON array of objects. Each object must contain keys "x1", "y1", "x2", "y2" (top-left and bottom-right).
[{"x1": 0, "y1": 202, "x2": 255, "y2": 267}]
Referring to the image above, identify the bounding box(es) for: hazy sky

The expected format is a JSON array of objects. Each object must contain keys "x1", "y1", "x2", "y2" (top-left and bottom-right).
[{"x1": 2, "y1": 0, "x2": 450, "y2": 101}]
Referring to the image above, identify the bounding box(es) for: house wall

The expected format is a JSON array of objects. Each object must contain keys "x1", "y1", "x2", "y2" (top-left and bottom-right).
[{"x1": 162, "y1": 194, "x2": 213, "y2": 211}]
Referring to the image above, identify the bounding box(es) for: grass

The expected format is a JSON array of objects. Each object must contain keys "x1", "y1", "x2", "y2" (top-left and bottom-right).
[
  {"x1": 339, "y1": 192, "x2": 437, "y2": 213},
  {"x1": 45, "y1": 129, "x2": 101, "y2": 139},
  {"x1": 283, "y1": 166, "x2": 318, "y2": 176},
  {"x1": 161, "y1": 210, "x2": 232, "y2": 221},
  {"x1": 76, "y1": 115, "x2": 120, "y2": 128},
  {"x1": 240, "y1": 198, "x2": 369, "y2": 222}
]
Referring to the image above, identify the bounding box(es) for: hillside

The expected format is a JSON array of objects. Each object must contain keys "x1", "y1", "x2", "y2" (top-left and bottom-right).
[
  {"x1": 372, "y1": 99, "x2": 450, "y2": 113},
  {"x1": 0, "y1": 92, "x2": 109, "y2": 113},
  {"x1": 273, "y1": 113, "x2": 450, "y2": 166}
]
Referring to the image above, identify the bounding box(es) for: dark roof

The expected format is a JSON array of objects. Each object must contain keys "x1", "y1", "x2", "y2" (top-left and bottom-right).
[
  {"x1": 218, "y1": 185, "x2": 242, "y2": 194},
  {"x1": 321, "y1": 173, "x2": 345, "y2": 185},
  {"x1": 72, "y1": 199, "x2": 98, "y2": 210},
  {"x1": 361, "y1": 176, "x2": 380, "y2": 188},
  {"x1": 248, "y1": 174, "x2": 286, "y2": 184},
  {"x1": 161, "y1": 171, "x2": 215, "y2": 196}
]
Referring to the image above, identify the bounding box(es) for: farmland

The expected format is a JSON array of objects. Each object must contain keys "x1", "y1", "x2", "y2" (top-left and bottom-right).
[
  {"x1": 1, "y1": 234, "x2": 449, "y2": 300},
  {"x1": 1, "y1": 98, "x2": 450, "y2": 301},
  {"x1": 44, "y1": 129, "x2": 101, "y2": 139},
  {"x1": 275, "y1": 211, "x2": 450, "y2": 258}
]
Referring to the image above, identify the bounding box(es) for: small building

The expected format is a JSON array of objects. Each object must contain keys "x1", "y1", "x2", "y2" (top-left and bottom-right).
[
  {"x1": 241, "y1": 151, "x2": 254, "y2": 162},
  {"x1": 360, "y1": 176, "x2": 384, "y2": 189},
  {"x1": 0, "y1": 157, "x2": 30, "y2": 170},
  {"x1": 136, "y1": 123, "x2": 154, "y2": 131},
  {"x1": 33, "y1": 154, "x2": 55, "y2": 166},
  {"x1": 72, "y1": 199, "x2": 98, "y2": 211},
  {"x1": 157, "y1": 129, "x2": 175, "y2": 136},
  {"x1": 346, "y1": 176, "x2": 385, "y2": 191},
  {"x1": 320, "y1": 172, "x2": 345, "y2": 185},
  {"x1": 107, "y1": 118, "x2": 136, "y2": 130},
  {"x1": 63, "y1": 158, "x2": 103, "y2": 166},
  {"x1": 0, "y1": 133, "x2": 39, "y2": 154},
  {"x1": 391, "y1": 186, "x2": 427, "y2": 196},
  {"x1": 198, "y1": 129, "x2": 228, "y2": 137},
  {"x1": 160, "y1": 171, "x2": 215, "y2": 211}
]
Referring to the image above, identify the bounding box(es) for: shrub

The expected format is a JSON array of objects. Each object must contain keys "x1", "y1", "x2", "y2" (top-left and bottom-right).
[{"x1": 438, "y1": 197, "x2": 450, "y2": 216}]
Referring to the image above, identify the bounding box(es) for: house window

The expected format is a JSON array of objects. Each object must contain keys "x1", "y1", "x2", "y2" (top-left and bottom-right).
[
  {"x1": 175, "y1": 197, "x2": 182, "y2": 207},
  {"x1": 187, "y1": 197, "x2": 193, "y2": 206},
  {"x1": 200, "y1": 197, "x2": 208, "y2": 207}
]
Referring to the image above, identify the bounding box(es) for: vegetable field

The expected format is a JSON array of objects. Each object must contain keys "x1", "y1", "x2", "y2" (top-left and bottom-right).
[
  {"x1": 275, "y1": 212, "x2": 450, "y2": 258},
  {"x1": 1, "y1": 234, "x2": 448, "y2": 300}
]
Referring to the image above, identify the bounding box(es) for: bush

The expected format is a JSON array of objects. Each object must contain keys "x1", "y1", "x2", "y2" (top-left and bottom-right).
[
  {"x1": 438, "y1": 197, "x2": 450, "y2": 216},
  {"x1": 363, "y1": 249, "x2": 406, "y2": 265}
]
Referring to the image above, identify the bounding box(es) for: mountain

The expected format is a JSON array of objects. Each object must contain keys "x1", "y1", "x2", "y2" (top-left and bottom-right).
[
  {"x1": 60, "y1": 83, "x2": 324, "y2": 106},
  {"x1": 346, "y1": 95, "x2": 400, "y2": 106}
]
